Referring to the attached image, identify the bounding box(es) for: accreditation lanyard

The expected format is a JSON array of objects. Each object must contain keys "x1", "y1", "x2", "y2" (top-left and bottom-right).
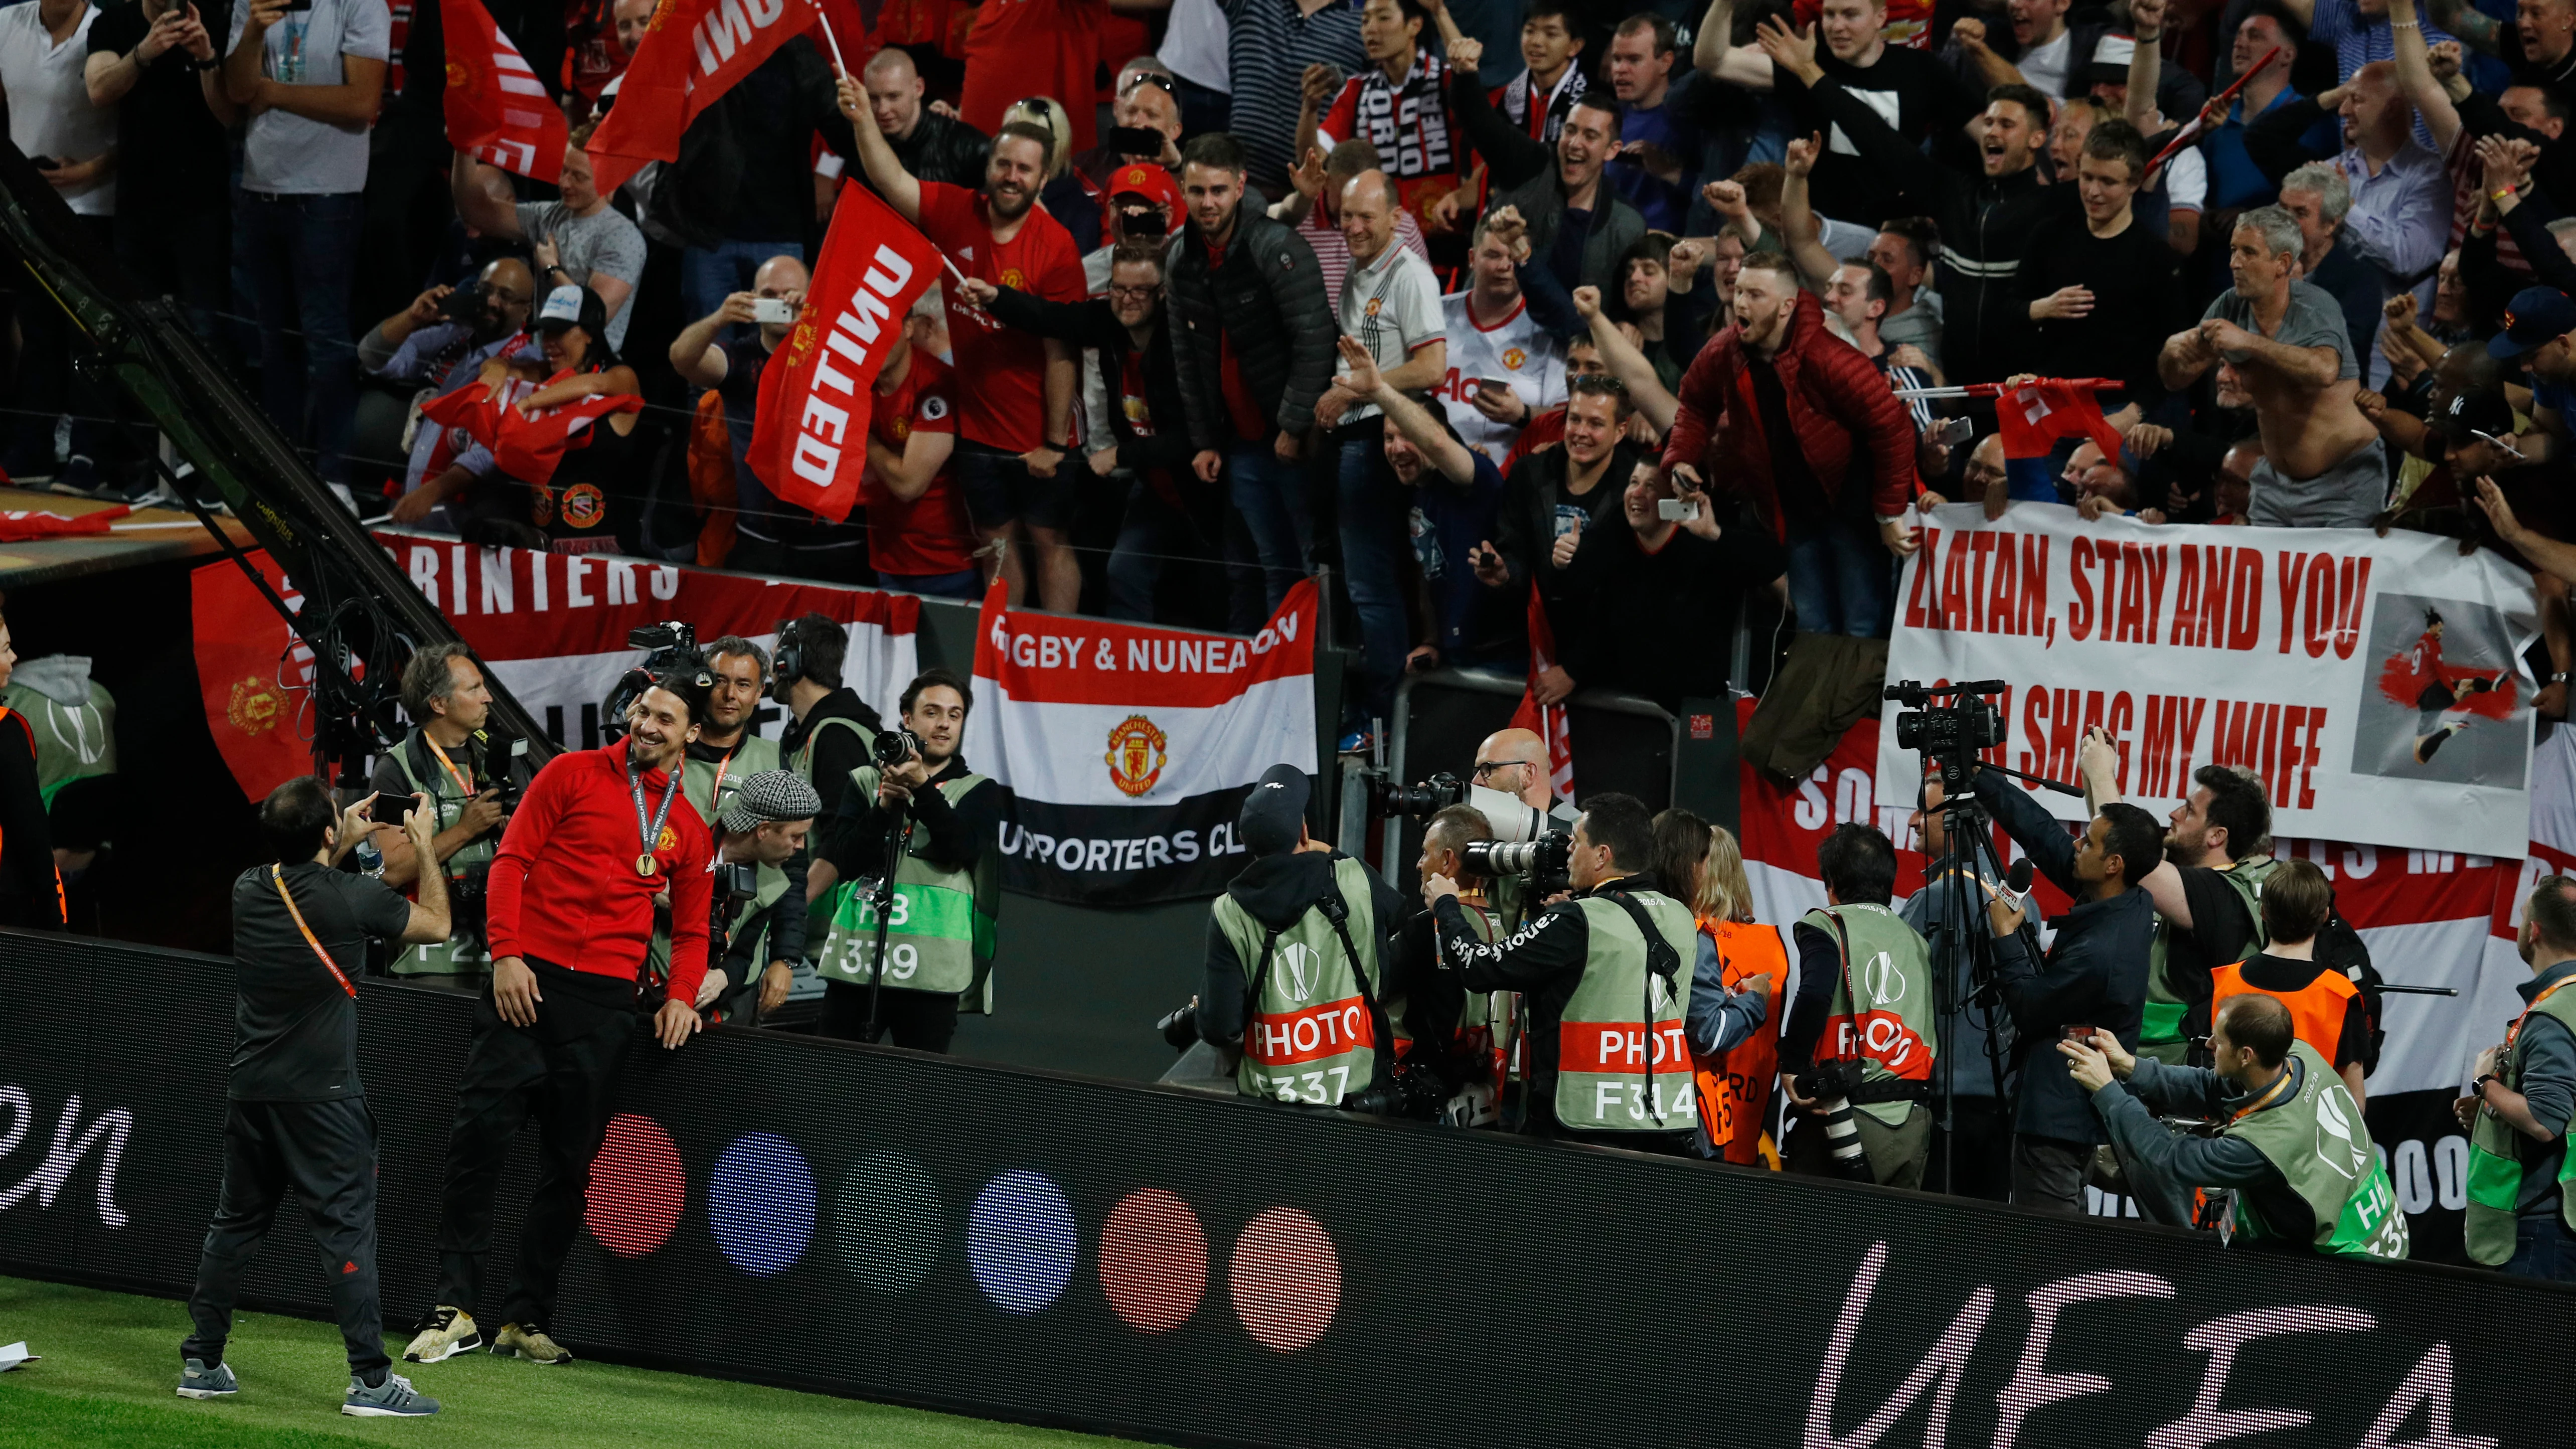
[
  {"x1": 270, "y1": 865, "x2": 358, "y2": 999},
  {"x1": 2505, "y1": 974, "x2": 2576, "y2": 1054},
  {"x1": 422, "y1": 735, "x2": 476, "y2": 799}
]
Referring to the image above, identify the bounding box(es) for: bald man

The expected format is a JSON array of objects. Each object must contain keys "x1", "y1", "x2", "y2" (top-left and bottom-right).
[
  {"x1": 364, "y1": 256, "x2": 544, "y2": 503},
  {"x1": 860, "y1": 49, "x2": 990, "y2": 188},
  {"x1": 671, "y1": 256, "x2": 869, "y2": 580},
  {"x1": 1473, "y1": 728, "x2": 1558, "y2": 814}
]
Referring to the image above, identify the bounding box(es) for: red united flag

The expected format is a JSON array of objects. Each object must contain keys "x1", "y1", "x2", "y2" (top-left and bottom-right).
[
  {"x1": 1508, "y1": 582, "x2": 1574, "y2": 798},
  {"x1": 589, "y1": 0, "x2": 823, "y2": 196},
  {"x1": 747, "y1": 181, "x2": 940, "y2": 522},
  {"x1": 440, "y1": 0, "x2": 568, "y2": 182},
  {"x1": 1995, "y1": 377, "x2": 2125, "y2": 462}
]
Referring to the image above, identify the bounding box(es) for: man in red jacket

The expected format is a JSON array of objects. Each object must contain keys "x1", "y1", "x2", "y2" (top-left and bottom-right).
[
  {"x1": 402, "y1": 670, "x2": 716, "y2": 1369},
  {"x1": 1662, "y1": 251, "x2": 1921, "y2": 639}
]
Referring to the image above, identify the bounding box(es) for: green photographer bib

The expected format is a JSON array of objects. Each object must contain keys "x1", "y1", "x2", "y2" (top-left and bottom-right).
[
  {"x1": 2225, "y1": 1042, "x2": 2408, "y2": 1259},
  {"x1": 2142, "y1": 855, "x2": 2276, "y2": 1064},
  {"x1": 385, "y1": 731, "x2": 493, "y2": 977},
  {"x1": 1554, "y1": 890, "x2": 1698, "y2": 1135},
  {"x1": 2463, "y1": 978, "x2": 2576, "y2": 1266},
  {"x1": 791, "y1": 715, "x2": 876, "y2": 948},
  {"x1": 811, "y1": 768, "x2": 1000, "y2": 1012}
]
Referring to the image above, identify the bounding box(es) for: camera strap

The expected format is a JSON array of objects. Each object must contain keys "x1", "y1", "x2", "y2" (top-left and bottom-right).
[
  {"x1": 1601, "y1": 888, "x2": 1680, "y2": 1128},
  {"x1": 1825, "y1": 908, "x2": 1864, "y2": 1069},
  {"x1": 270, "y1": 865, "x2": 358, "y2": 1000},
  {"x1": 1240, "y1": 881, "x2": 1384, "y2": 1054}
]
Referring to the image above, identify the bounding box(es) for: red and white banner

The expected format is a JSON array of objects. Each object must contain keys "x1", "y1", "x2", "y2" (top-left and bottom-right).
[
  {"x1": 440, "y1": 0, "x2": 568, "y2": 181},
  {"x1": 190, "y1": 538, "x2": 921, "y2": 806},
  {"x1": 966, "y1": 577, "x2": 1321, "y2": 904},
  {"x1": 588, "y1": 0, "x2": 821, "y2": 195},
  {"x1": 1881, "y1": 502, "x2": 2541, "y2": 857},
  {"x1": 748, "y1": 182, "x2": 940, "y2": 522}
]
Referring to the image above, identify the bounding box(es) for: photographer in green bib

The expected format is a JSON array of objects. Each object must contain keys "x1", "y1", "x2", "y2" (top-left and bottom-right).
[
  {"x1": 1201, "y1": 764, "x2": 1412, "y2": 1108},
  {"x1": 2060, "y1": 993, "x2": 2409, "y2": 1260},
  {"x1": 637, "y1": 637, "x2": 791, "y2": 1004},
  {"x1": 693, "y1": 770, "x2": 820, "y2": 1025},
  {"x1": 770, "y1": 612, "x2": 882, "y2": 819},
  {"x1": 2457, "y1": 873, "x2": 2576, "y2": 1280},
  {"x1": 1776, "y1": 824, "x2": 1938, "y2": 1189},
  {"x1": 368, "y1": 645, "x2": 518, "y2": 979},
  {"x1": 2074, "y1": 730, "x2": 2275, "y2": 1067},
  {"x1": 1386, "y1": 803, "x2": 1503, "y2": 1121},
  {"x1": 1427, "y1": 792, "x2": 1755, "y2": 1153},
  {"x1": 806, "y1": 669, "x2": 1001, "y2": 1052}
]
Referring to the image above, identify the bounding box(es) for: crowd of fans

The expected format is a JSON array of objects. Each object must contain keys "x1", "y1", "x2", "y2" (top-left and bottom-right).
[{"x1": 15, "y1": 0, "x2": 2576, "y2": 740}]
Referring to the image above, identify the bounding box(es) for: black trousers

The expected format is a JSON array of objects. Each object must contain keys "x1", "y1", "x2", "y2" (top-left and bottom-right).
[
  {"x1": 432, "y1": 966, "x2": 635, "y2": 1327},
  {"x1": 1926, "y1": 1095, "x2": 2017, "y2": 1203},
  {"x1": 818, "y1": 979, "x2": 957, "y2": 1053},
  {"x1": 185, "y1": 1098, "x2": 389, "y2": 1377}
]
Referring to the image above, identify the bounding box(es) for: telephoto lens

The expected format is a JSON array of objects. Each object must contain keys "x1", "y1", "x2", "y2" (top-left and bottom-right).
[{"x1": 1819, "y1": 1098, "x2": 1875, "y2": 1181}]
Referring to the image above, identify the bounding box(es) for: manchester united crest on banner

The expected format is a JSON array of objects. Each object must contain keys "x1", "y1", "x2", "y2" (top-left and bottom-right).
[{"x1": 1105, "y1": 715, "x2": 1169, "y2": 797}]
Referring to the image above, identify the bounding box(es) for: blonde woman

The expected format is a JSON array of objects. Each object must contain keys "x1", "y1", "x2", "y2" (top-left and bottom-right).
[
  {"x1": 1656, "y1": 812, "x2": 1789, "y2": 1166},
  {"x1": 1003, "y1": 96, "x2": 1073, "y2": 182}
]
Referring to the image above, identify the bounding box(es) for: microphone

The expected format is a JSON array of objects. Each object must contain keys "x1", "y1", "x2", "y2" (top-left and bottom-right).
[{"x1": 2005, "y1": 859, "x2": 2034, "y2": 895}]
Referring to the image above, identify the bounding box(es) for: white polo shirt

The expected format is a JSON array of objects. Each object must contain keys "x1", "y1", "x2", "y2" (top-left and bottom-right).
[{"x1": 0, "y1": 1, "x2": 113, "y2": 216}]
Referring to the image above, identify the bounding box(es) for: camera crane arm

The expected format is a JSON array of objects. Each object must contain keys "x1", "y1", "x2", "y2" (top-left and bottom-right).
[{"x1": 0, "y1": 140, "x2": 557, "y2": 781}]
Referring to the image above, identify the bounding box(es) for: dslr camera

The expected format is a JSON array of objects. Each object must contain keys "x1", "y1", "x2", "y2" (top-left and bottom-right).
[
  {"x1": 873, "y1": 726, "x2": 925, "y2": 767},
  {"x1": 1887, "y1": 678, "x2": 2007, "y2": 789},
  {"x1": 603, "y1": 622, "x2": 714, "y2": 737},
  {"x1": 1365, "y1": 770, "x2": 1466, "y2": 821},
  {"x1": 1464, "y1": 830, "x2": 1573, "y2": 896}
]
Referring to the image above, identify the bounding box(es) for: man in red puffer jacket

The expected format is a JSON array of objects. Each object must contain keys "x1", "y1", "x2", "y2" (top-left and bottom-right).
[{"x1": 1662, "y1": 251, "x2": 1921, "y2": 639}]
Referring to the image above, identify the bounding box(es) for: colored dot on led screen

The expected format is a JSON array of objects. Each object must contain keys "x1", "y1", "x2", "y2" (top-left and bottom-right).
[
  {"x1": 835, "y1": 1151, "x2": 942, "y2": 1296},
  {"x1": 585, "y1": 1113, "x2": 684, "y2": 1259},
  {"x1": 708, "y1": 1133, "x2": 816, "y2": 1277},
  {"x1": 1230, "y1": 1207, "x2": 1340, "y2": 1353},
  {"x1": 1097, "y1": 1189, "x2": 1207, "y2": 1334},
  {"x1": 967, "y1": 1170, "x2": 1077, "y2": 1314}
]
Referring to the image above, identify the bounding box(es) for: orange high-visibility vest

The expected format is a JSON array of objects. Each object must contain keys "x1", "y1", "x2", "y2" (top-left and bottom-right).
[
  {"x1": 2211, "y1": 959, "x2": 2360, "y2": 1068},
  {"x1": 1692, "y1": 917, "x2": 1790, "y2": 1166}
]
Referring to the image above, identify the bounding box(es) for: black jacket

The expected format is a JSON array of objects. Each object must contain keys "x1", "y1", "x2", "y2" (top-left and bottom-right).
[
  {"x1": 1447, "y1": 65, "x2": 1647, "y2": 296},
  {"x1": 1492, "y1": 438, "x2": 1648, "y2": 629},
  {"x1": 819, "y1": 754, "x2": 1001, "y2": 880},
  {"x1": 1199, "y1": 849, "x2": 1411, "y2": 1090},
  {"x1": 1557, "y1": 501, "x2": 1785, "y2": 710},
  {"x1": 888, "y1": 109, "x2": 992, "y2": 190},
  {"x1": 1976, "y1": 771, "x2": 2156, "y2": 1143},
  {"x1": 1163, "y1": 210, "x2": 1338, "y2": 449},
  {"x1": 779, "y1": 686, "x2": 882, "y2": 826},
  {"x1": 1808, "y1": 70, "x2": 2060, "y2": 384},
  {"x1": 649, "y1": 39, "x2": 858, "y2": 250},
  {"x1": 985, "y1": 286, "x2": 1196, "y2": 477}
]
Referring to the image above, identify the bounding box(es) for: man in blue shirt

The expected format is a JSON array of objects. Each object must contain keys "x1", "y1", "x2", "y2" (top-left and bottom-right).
[{"x1": 1603, "y1": 13, "x2": 1707, "y2": 233}]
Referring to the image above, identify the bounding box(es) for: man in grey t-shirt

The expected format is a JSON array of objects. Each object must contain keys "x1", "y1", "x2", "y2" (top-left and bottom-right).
[
  {"x1": 208, "y1": 0, "x2": 386, "y2": 492},
  {"x1": 2161, "y1": 205, "x2": 2388, "y2": 529},
  {"x1": 452, "y1": 141, "x2": 647, "y2": 351}
]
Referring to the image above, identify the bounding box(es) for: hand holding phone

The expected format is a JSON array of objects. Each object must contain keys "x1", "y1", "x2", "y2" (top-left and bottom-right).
[{"x1": 752, "y1": 298, "x2": 797, "y2": 325}]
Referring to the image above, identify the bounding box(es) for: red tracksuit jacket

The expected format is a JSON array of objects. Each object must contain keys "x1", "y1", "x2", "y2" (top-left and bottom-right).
[{"x1": 485, "y1": 737, "x2": 713, "y2": 1006}]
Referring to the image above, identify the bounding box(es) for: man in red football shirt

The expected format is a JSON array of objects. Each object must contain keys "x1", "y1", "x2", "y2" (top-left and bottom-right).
[
  {"x1": 401, "y1": 669, "x2": 714, "y2": 1368},
  {"x1": 842, "y1": 75, "x2": 1088, "y2": 611},
  {"x1": 866, "y1": 310, "x2": 981, "y2": 598}
]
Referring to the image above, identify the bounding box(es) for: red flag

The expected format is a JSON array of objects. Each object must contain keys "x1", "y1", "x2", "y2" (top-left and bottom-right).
[
  {"x1": 441, "y1": 0, "x2": 569, "y2": 182},
  {"x1": 1508, "y1": 583, "x2": 1574, "y2": 799},
  {"x1": 1995, "y1": 377, "x2": 2125, "y2": 462},
  {"x1": 747, "y1": 181, "x2": 940, "y2": 522},
  {"x1": 0, "y1": 504, "x2": 126, "y2": 540},
  {"x1": 192, "y1": 552, "x2": 338, "y2": 800},
  {"x1": 492, "y1": 378, "x2": 646, "y2": 480},
  {"x1": 589, "y1": 0, "x2": 823, "y2": 196}
]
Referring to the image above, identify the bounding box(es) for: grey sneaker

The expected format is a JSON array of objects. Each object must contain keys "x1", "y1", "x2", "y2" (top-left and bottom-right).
[
  {"x1": 177, "y1": 1358, "x2": 238, "y2": 1398},
  {"x1": 343, "y1": 1371, "x2": 439, "y2": 1417},
  {"x1": 401, "y1": 1306, "x2": 480, "y2": 1363}
]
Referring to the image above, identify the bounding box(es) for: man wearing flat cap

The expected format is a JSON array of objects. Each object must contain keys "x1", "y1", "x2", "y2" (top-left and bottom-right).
[
  {"x1": 699, "y1": 769, "x2": 820, "y2": 1025},
  {"x1": 1200, "y1": 763, "x2": 1412, "y2": 1106}
]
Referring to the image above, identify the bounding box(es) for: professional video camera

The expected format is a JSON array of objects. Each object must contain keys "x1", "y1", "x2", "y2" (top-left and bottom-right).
[
  {"x1": 1886, "y1": 679, "x2": 2008, "y2": 790},
  {"x1": 1365, "y1": 770, "x2": 1466, "y2": 820},
  {"x1": 604, "y1": 622, "x2": 713, "y2": 734}
]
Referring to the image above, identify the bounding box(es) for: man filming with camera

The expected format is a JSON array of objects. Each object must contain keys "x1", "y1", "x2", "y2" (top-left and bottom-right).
[
  {"x1": 771, "y1": 612, "x2": 882, "y2": 823},
  {"x1": 1776, "y1": 824, "x2": 1936, "y2": 1188},
  {"x1": 2060, "y1": 995, "x2": 2408, "y2": 1258},
  {"x1": 403, "y1": 668, "x2": 715, "y2": 1368},
  {"x1": 368, "y1": 643, "x2": 517, "y2": 980},
  {"x1": 807, "y1": 668, "x2": 1001, "y2": 1053},
  {"x1": 1976, "y1": 762, "x2": 2163, "y2": 1214},
  {"x1": 698, "y1": 770, "x2": 820, "y2": 1025},
  {"x1": 1428, "y1": 792, "x2": 1760, "y2": 1151}
]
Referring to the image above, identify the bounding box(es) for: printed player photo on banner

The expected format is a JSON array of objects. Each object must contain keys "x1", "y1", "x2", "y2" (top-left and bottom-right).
[{"x1": 2352, "y1": 592, "x2": 2527, "y2": 788}]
